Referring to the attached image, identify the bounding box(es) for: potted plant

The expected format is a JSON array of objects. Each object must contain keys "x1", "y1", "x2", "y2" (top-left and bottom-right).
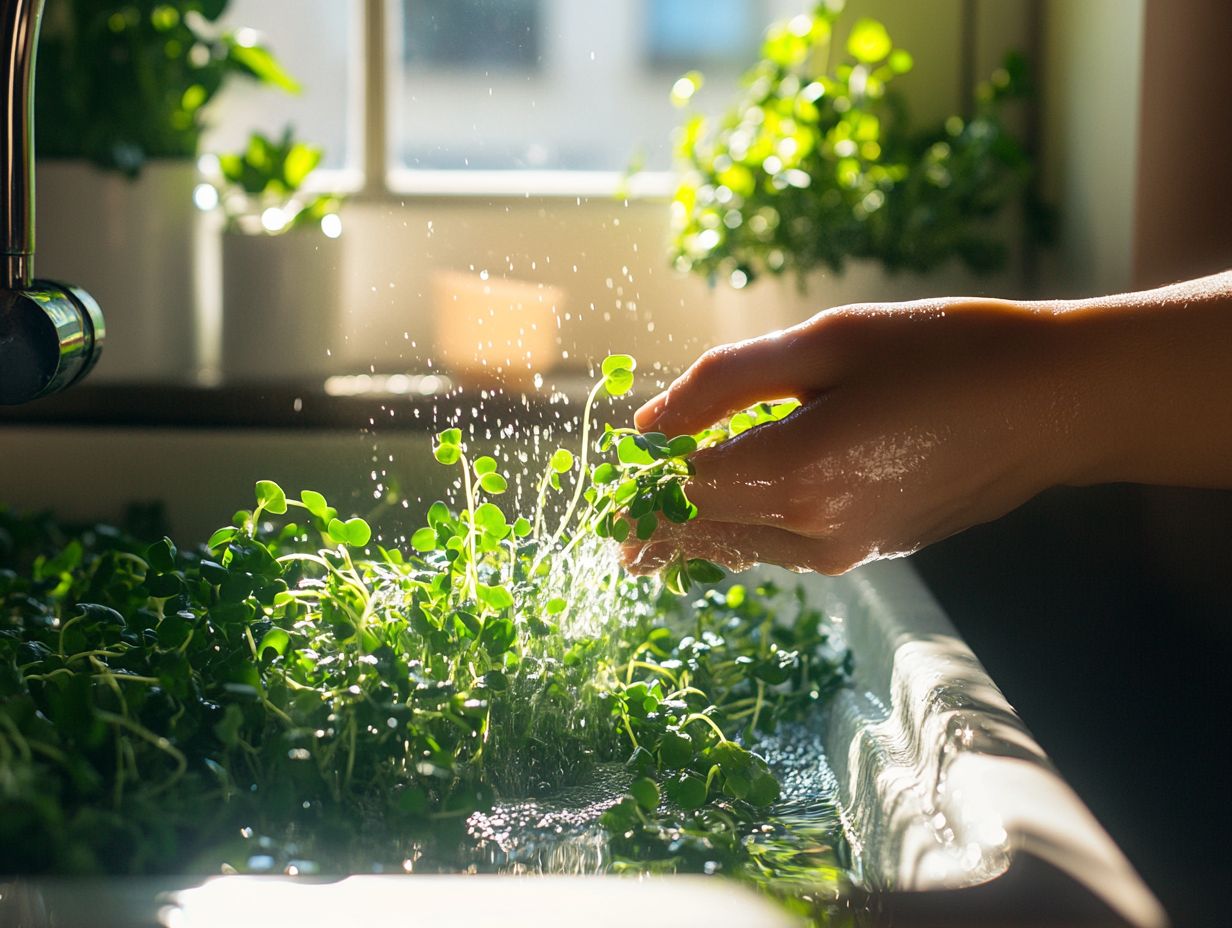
[
  {"x1": 34, "y1": 0, "x2": 297, "y2": 381},
  {"x1": 668, "y1": 2, "x2": 1046, "y2": 341},
  {"x1": 208, "y1": 127, "x2": 346, "y2": 383}
]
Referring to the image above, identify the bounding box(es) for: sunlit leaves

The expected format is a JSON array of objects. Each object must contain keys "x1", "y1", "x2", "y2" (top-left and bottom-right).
[
  {"x1": 472, "y1": 503, "x2": 509, "y2": 538},
  {"x1": 255, "y1": 479, "x2": 287, "y2": 515},
  {"x1": 411, "y1": 527, "x2": 438, "y2": 552},
  {"x1": 601, "y1": 354, "x2": 636, "y2": 396},
  {"x1": 207, "y1": 526, "x2": 238, "y2": 549},
  {"x1": 847, "y1": 18, "x2": 892, "y2": 64},
  {"x1": 629, "y1": 777, "x2": 661, "y2": 812},
  {"x1": 328, "y1": 517, "x2": 371, "y2": 548},
  {"x1": 434, "y1": 428, "x2": 463, "y2": 465},
  {"x1": 666, "y1": 0, "x2": 1034, "y2": 284},
  {"x1": 36, "y1": 2, "x2": 299, "y2": 178},
  {"x1": 479, "y1": 472, "x2": 508, "y2": 495},
  {"x1": 0, "y1": 355, "x2": 852, "y2": 881},
  {"x1": 300, "y1": 490, "x2": 330, "y2": 518}
]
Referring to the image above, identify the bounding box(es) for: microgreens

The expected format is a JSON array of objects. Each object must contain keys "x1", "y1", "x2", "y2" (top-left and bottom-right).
[{"x1": 0, "y1": 355, "x2": 841, "y2": 889}]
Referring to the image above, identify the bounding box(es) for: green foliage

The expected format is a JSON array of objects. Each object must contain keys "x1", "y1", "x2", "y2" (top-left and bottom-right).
[
  {"x1": 0, "y1": 355, "x2": 847, "y2": 877},
  {"x1": 212, "y1": 127, "x2": 344, "y2": 235},
  {"x1": 36, "y1": 0, "x2": 298, "y2": 177},
  {"x1": 669, "y1": 0, "x2": 1044, "y2": 286}
]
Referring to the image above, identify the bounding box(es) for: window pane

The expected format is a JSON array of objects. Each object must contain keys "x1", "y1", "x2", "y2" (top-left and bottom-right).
[
  {"x1": 202, "y1": 0, "x2": 356, "y2": 171},
  {"x1": 405, "y1": 0, "x2": 540, "y2": 69},
  {"x1": 391, "y1": 0, "x2": 760, "y2": 174},
  {"x1": 646, "y1": 0, "x2": 761, "y2": 66}
]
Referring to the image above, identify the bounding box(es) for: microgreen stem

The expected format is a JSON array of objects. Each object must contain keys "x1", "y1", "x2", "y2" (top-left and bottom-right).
[
  {"x1": 680, "y1": 712, "x2": 728, "y2": 744},
  {"x1": 623, "y1": 660, "x2": 677, "y2": 686},
  {"x1": 459, "y1": 451, "x2": 480, "y2": 601},
  {"x1": 95, "y1": 710, "x2": 187, "y2": 794},
  {"x1": 540, "y1": 378, "x2": 605, "y2": 561},
  {"x1": 621, "y1": 713, "x2": 640, "y2": 751},
  {"x1": 750, "y1": 680, "x2": 766, "y2": 734}
]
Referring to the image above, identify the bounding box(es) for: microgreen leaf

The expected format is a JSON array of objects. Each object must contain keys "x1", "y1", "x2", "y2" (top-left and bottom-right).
[
  {"x1": 616, "y1": 436, "x2": 654, "y2": 466},
  {"x1": 145, "y1": 537, "x2": 177, "y2": 573},
  {"x1": 434, "y1": 428, "x2": 464, "y2": 465},
  {"x1": 300, "y1": 489, "x2": 329, "y2": 517},
  {"x1": 600, "y1": 354, "x2": 635, "y2": 376},
  {"x1": 473, "y1": 503, "x2": 507, "y2": 536},
  {"x1": 328, "y1": 517, "x2": 371, "y2": 547},
  {"x1": 592, "y1": 463, "x2": 618, "y2": 484},
  {"x1": 343, "y1": 518, "x2": 372, "y2": 547},
  {"x1": 0, "y1": 353, "x2": 852, "y2": 885},
  {"x1": 207, "y1": 526, "x2": 238, "y2": 549},
  {"x1": 629, "y1": 777, "x2": 661, "y2": 812},
  {"x1": 665, "y1": 435, "x2": 698, "y2": 457},
  {"x1": 604, "y1": 369, "x2": 635, "y2": 396},
  {"x1": 479, "y1": 472, "x2": 508, "y2": 495},
  {"x1": 257, "y1": 627, "x2": 290, "y2": 660},
  {"x1": 255, "y1": 480, "x2": 288, "y2": 515},
  {"x1": 687, "y1": 559, "x2": 726, "y2": 584},
  {"x1": 635, "y1": 513, "x2": 658, "y2": 540}
]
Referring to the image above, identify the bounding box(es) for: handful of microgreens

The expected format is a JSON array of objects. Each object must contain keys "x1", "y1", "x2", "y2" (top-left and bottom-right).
[{"x1": 0, "y1": 354, "x2": 841, "y2": 878}]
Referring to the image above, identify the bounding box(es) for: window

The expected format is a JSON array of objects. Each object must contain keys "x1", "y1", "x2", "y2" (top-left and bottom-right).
[
  {"x1": 387, "y1": 1, "x2": 757, "y2": 179},
  {"x1": 645, "y1": 0, "x2": 763, "y2": 66},
  {"x1": 200, "y1": 0, "x2": 769, "y2": 188},
  {"x1": 202, "y1": 0, "x2": 359, "y2": 172},
  {"x1": 404, "y1": 0, "x2": 541, "y2": 69}
]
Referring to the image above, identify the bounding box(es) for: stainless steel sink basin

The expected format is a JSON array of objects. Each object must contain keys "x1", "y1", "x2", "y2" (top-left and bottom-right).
[{"x1": 0, "y1": 426, "x2": 1166, "y2": 926}]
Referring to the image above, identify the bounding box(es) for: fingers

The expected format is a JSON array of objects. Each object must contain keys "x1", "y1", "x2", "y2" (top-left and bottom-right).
[
  {"x1": 621, "y1": 519, "x2": 859, "y2": 577},
  {"x1": 674, "y1": 394, "x2": 834, "y2": 532},
  {"x1": 635, "y1": 324, "x2": 833, "y2": 436}
]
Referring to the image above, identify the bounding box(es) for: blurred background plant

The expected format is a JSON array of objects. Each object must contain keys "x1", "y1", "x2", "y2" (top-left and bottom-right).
[
  {"x1": 669, "y1": 0, "x2": 1049, "y2": 288},
  {"x1": 36, "y1": 0, "x2": 298, "y2": 176},
  {"x1": 204, "y1": 127, "x2": 343, "y2": 236}
]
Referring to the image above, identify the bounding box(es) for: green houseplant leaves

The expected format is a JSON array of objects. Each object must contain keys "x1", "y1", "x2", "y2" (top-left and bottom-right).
[
  {"x1": 668, "y1": 0, "x2": 1045, "y2": 287},
  {"x1": 36, "y1": 0, "x2": 298, "y2": 176}
]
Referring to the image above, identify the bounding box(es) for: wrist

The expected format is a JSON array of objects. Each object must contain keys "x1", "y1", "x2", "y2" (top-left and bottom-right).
[{"x1": 1041, "y1": 277, "x2": 1232, "y2": 488}]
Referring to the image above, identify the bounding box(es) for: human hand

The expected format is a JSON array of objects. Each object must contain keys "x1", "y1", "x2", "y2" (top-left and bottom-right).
[{"x1": 624, "y1": 297, "x2": 1089, "y2": 575}]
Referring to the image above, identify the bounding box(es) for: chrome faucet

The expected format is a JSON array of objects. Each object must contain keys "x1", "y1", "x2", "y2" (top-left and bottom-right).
[{"x1": 0, "y1": 0, "x2": 103, "y2": 405}]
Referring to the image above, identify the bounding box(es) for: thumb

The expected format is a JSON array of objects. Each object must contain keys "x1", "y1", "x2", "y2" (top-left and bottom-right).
[{"x1": 635, "y1": 325, "x2": 832, "y2": 436}]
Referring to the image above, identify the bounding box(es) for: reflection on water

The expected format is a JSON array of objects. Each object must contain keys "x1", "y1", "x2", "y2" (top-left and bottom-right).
[
  {"x1": 0, "y1": 715, "x2": 868, "y2": 928},
  {"x1": 207, "y1": 711, "x2": 861, "y2": 925}
]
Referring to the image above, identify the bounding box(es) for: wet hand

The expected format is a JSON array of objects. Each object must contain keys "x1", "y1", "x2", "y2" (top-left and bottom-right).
[{"x1": 624, "y1": 298, "x2": 1086, "y2": 575}]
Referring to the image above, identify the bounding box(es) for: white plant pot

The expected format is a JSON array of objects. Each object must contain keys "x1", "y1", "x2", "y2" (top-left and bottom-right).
[
  {"x1": 35, "y1": 160, "x2": 199, "y2": 382},
  {"x1": 710, "y1": 261, "x2": 1010, "y2": 345},
  {"x1": 221, "y1": 228, "x2": 344, "y2": 383}
]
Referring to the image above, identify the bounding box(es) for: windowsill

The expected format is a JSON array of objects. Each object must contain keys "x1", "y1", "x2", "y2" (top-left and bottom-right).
[
  {"x1": 0, "y1": 374, "x2": 649, "y2": 432},
  {"x1": 319, "y1": 169, "x2": 675, "y2": 201}
]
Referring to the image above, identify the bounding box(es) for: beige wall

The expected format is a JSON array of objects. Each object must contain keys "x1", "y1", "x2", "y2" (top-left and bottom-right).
[
  {"x1": 1132, "y1": 0, "x2": 1232, "y2": 289},
  {"x1": 1038, "y1": 0, "x2": 1146, "y2": 298},
  {"x1": 334, "y1": 2, "x2": 1037, "y2": 379}
]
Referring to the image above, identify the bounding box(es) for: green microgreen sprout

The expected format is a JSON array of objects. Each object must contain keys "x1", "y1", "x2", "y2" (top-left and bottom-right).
[{"x1": 0, "y1": 354, "x2": 844, "y2": 898}]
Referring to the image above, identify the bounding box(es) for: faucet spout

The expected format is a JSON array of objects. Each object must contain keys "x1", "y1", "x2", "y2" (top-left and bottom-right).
[
  {"x1": 0, "y1": 0, "x2": 104, "y2": 405},
  {"x1": 2, "y1": 0, "x2": 38, "y2": 287}
]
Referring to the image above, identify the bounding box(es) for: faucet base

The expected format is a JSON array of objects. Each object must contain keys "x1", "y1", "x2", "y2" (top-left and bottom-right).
[{"x1": 0, "y1": 279, "x2": 104, "y2": 405}]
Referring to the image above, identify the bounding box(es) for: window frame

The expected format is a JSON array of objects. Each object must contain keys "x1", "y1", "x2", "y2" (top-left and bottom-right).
[{"x1": 303, "y1": 0, "x2": 674, "y2": 201}]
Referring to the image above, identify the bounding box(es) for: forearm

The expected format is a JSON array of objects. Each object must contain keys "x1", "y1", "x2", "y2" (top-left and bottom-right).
[{"x1": 1046, "y1": 270, "x2": 1232, "y2": 489}]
